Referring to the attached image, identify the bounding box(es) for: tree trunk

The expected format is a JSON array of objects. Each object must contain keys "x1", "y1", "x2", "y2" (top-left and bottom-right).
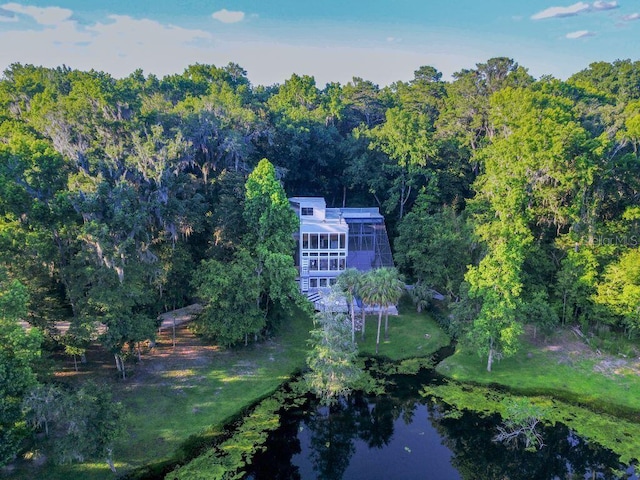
[
  {"x1": 376, "y1": 310, "x2": 383, "y2": 355},
  {"x1": 361, "y1": 307, "x2": 366, "y2": 340},
  {"x1": 114, "y1": 354, "x2": 126, "y2": 379},
  {"x1": 350, "y1": 301, "x2": 355, "y2": 343},
  {"x1": 487, "y1": 338, "x2": 494, "y2": 372},
  {"x1": 73, "y1": 355, "x2": 78, "y2": 372},
  {"x1": 384, "y1": 306, "x2": 389, "y2": 341},
  {"x1": 172, "y1": 319, "x2": 176, "y2": 348},
  {"x1": 106, "y1": 448, "x2": 117, "y2": 474}
]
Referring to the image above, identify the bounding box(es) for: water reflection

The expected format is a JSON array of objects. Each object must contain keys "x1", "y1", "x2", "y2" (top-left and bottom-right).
[{"x1": 247, "y1": 375, "x2": 637, "y2": 480}]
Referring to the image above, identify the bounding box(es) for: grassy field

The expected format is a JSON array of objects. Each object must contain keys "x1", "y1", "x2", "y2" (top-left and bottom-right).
[
  {"x1": 5, "y1": 302, "x2": 446, "y2": 480},
  {"x1": 357, "y1": 309, "x2": 450, "y2": 360},
  {"x1": 436, "y1": 329, "x2": 640, "y2": 416},
  {"x1": 6, "y1": 308, "x2": 313, "y2": 480}
]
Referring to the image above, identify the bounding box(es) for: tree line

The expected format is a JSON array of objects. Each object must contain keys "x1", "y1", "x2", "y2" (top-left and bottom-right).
[{"x1": 1, "y1": 57, "x2": 640, "y2": 465}]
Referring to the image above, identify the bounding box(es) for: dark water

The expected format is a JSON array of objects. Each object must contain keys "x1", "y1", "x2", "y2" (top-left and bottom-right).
[{"x1": 246, "y1": 369, "x2": 638, "y2": 480}]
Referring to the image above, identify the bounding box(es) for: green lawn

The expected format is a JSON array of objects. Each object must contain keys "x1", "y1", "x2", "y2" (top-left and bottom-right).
[
  {"x1": 357, "y1": 309, "x2": 450, "y2": 361},
  {"x1": 432, "y1": 330, "x2": 640, "y2": 465},
  {"x1": 436, "y1": 332, "x2": 640, "y2": 416}
]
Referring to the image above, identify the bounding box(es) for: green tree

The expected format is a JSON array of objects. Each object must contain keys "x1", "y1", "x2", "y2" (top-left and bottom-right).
[
  {"x1": 23, "y1": 382, "x2": 124, "y2": 472},
  {"x1": 395, "y1": 199, "x2": 473, "y2": 299},
  {"x1": 22, "y1": 383, "x2": 63, "y2": 437},
  {"x1": 335, "y1": 268, "x2": 362, "y2": 343},
  {"x1": 463, "y1": 81, "x2": 597, "y2": 371},
  {"x1": 305, "y1": 291, "x2": 363, "y2": 406},
  {"x1": 0, "y1": 272, "x2": 41, "y2": 466},
  {"x1": 366, "y1": 107, "x2": 437, "y2": 219},
  {"x1": 243, "y1": 158, "x2": 302, "y2": 320},
  {"x1": 595, "y1": 248, "x2": 640, "y2": 338},
  {"x1": 555, "y1": 247, "x2": 599, "y2": 325},
  {"x1": 465, "y1": 227, "x2": 527, "y2": 372},
  {"x1": 193, "y1": 249, "x2": 263, "y2": 346},
  {"x1": 264, "y1": 74, "x2": 345, "y2": 197}
]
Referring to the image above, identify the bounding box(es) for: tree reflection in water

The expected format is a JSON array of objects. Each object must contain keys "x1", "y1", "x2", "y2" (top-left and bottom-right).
[{"x1": 247, "y1": 375, "x2": 638, "y2": 480}]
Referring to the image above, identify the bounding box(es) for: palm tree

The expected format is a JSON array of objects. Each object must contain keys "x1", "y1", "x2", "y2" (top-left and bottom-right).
[
  {"x1": 335, "y1": 268, "x2": 362, "y2": 343},
  {"x1": 360, "y1": 268, "x2": 405, "y2": 354},
  {"x1": 359, "y1": 269, "x2": 384, "y2": 354},
  {"x1": 357, "y1": 272, "x2": 377, "y2": 341},
  {"x1": 377, "y1": 267, "x2": 405, "y2": 341}
]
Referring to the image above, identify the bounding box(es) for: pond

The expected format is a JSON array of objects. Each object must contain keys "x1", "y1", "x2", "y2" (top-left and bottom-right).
[{"x1": 246, "y1": 368, "x2": 638, "y2": 480}]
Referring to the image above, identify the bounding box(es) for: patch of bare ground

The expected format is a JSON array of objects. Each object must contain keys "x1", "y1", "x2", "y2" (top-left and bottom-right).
[
  {"x1": 124, "y1": 322, "x2": 222, "y2": 389},
  {"x1": 52, "y1": 317, "x2": 224, "y2": 394},
  {"x1": 524, "y1": 325, "x2": 640, "y2": 378},
  {"x1": 52, "y1": 312, "x2": 281, "y2": 395}
]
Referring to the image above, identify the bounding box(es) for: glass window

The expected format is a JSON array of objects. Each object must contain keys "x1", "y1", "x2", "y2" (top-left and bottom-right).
[
  {"x1": 330, "y1": 234, "x2": 339, "y2": 249},
  {"x1": 319, "y1": 258, "x2": 329, "y2": 270},
  {"x1": 301, "y1": 207, "x2": 313, "y2": 216},
  {"x1": 310, "y1": 234, "x2": 319, "y2": 249},
  {"x1": 330, "y1": 258, "x2": 338, "y2": 270},
  {"x1": 309, "y1": 259, "x2": 318, "y2": 271},
  {"x1": 329, "y1": 278, "x2": 337, "y2": 286},
  {"x1": 302, "y1": 234, "x2": 309, "y2": 249},
  {"x1": 340, "y1": 234, "x2": 345, "y2": 249},
  {"x1": 319, "y1": 278, "x2": 328, "y2": 287},
  {"x1": 339, "y1": 258, "x2": 346, "y2": 270},
  {"x1": 310, "y1": 278, "x2": 318, "y2": 288},
  {"x1": 320, "y1": 234, "x2": 329, "y2": 249}
]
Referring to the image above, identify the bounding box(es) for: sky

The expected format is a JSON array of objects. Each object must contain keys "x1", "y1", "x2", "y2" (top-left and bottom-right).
[{"x1": 0, "y1": 1, "x2": 638, "y2": 87}]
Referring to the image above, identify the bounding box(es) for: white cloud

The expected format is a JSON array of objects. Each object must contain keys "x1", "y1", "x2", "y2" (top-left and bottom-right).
[
  {"x1": 592, "y1": 1, "x2": 618, "y2": 11},
  {"x1": 622, "y1": 13, "x2": 640, "y2": 21},
  {"x1": 2, "y1": 2, "x2": 72, "y2": 25},
  {"x1": 0, "y1": 13, "x2": 212, "y2": 78},
  {"x1": 566, "y1": 30, "x2": 595, "y2": 38},
  {"x1": 0, "y1": 7, "x2": 17, "y2": 21},
  {"x1": 532, "y1": 2, "x2": 590, "y2": 20},
  {"x1": 211, "y1": 9, "x2": 244, "y2": 24}
]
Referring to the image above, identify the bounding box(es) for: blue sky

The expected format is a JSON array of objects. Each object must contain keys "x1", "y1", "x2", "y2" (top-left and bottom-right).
[{"x1": 0, "y1": 1, "x2": 638, "y2": 86}]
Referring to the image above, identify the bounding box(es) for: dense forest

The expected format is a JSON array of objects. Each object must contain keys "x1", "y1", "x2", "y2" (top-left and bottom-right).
[{"x1": 1, "y1": 57, "x2": 640, "y2": 467}]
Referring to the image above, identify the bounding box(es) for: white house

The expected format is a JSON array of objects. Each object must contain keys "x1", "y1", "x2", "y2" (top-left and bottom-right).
[{"x1": 289, "y1": 197, "x2": 393, "y2": 293}]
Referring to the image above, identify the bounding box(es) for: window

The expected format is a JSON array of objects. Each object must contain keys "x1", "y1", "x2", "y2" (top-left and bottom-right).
[
  {"x1": 302, "y1": 234, "x2": 309, "y2": 249},
  {"x1": 301, "y1": 207, "x2": 314, "y2": 216},
  {"x1": 319, "y1": 278, "x2": 328, "y2": 287},
  {"x1": 330, "y1": 234, "x2": 339, "y2": 249},
  {"x1": 309, "y1": 278, "x2": 318, "y2": 288},
  {"x1": 340, "y1": 234, "x2": 346, "y2": 249},
  {"x1": 319, "y1": 234, "x2": 329, "y2": 249},
  {"x1": 310, "y1": 234, "x2": 319, "y2": 249},
  {"x1": 309, "y1": 259, "x2": 318, "y2": 271}
]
